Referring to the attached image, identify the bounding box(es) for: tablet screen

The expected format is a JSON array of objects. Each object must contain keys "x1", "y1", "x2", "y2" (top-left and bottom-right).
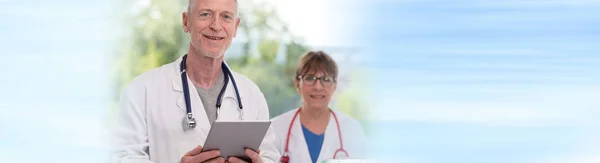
[{"x1": 201, "y1": 120, "x2": 271, "y2": 160}]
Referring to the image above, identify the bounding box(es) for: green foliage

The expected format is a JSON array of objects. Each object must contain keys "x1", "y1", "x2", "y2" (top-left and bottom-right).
[
  {"x1": 112, "y1": 0, "x2": 370, "y2": 133},
  {"x1": 258, "y1": 40, "x2": 279, "y2": 63},
  {"x1": 112, "y1": 0, "x2": 187, "y2": 101}
]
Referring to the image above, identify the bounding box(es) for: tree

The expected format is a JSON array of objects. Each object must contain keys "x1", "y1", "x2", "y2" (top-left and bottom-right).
[{"x1": 111, "y1": 0, "x2": 370, "y2": 133}]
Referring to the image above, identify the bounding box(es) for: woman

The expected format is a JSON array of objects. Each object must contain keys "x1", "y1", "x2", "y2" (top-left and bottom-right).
[{"x1": 271, "y1": 51, "x2": 367, "y2": 163}]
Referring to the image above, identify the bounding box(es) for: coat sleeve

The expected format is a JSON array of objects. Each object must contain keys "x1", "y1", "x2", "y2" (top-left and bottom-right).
[
  {"x1": 110, "y1": 81, "x2": 155, "y2": 163},
  {"x1": 254, "y1": 89, "x2": 282, "y2": 163}
]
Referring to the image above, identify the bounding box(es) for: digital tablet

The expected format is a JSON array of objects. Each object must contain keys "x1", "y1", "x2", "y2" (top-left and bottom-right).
[{"x1": 201, "y1": 120, "x2": 271, "y2": 161}]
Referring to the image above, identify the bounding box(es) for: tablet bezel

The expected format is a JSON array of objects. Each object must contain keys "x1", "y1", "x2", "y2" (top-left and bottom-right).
[{"x1": 201, "y1": 120, "x2": 271, "y2": 161}]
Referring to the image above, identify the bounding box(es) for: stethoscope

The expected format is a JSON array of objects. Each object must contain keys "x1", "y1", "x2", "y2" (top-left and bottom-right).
[
  {"x1": 180, "y1": 54, "x2": 243, "y2": 131},
  {"x1": 280, "y1": 108, "x2": 349, "y2": 163}
]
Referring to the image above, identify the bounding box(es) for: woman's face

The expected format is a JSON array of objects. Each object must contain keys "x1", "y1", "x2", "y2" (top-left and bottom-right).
[{"x1": 295, "y1": 70, "x2": 337, "y2": 110}]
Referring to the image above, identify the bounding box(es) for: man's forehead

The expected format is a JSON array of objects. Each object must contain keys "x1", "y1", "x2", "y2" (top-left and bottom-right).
[{"x1": 190, "y1": 0, "x2": 238, "y2": 9}]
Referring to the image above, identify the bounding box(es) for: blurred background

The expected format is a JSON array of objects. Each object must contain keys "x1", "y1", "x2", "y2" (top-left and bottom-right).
[
  {"x1": 109, "y1": 0, "x2": 370, "y2": 123},
  {"x1": 0, "y1": 0, "x2": 369, "y2": 162},
  {"x1": 364, "y1": 0, "x2": 600, "y2": 162},
  {"x1": 2, "y1": 0, "x2": 600, "y2": 163},
  {"x1": 0, "y1": 0, "x2": 115, "y2": 162}
]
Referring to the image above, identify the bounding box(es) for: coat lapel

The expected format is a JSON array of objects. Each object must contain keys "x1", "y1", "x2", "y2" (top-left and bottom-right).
[
  {"x1": 290, "y1": 112, "x2": 311, "y2": 163},
  {"x1": 172, "y1": 56, "x2": 210, "y2": 134},
  {"x1": 316, "y1": 113, "x2": 339, "y2": 162},
  {"x1": 214, "y1": 74, "x2": 243, "y2": 121}
]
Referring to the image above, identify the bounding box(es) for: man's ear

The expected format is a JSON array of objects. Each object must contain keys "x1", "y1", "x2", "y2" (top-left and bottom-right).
[
  {"x1": 182, "y1": 12, "x2": 189, "y2": 33},
  {"x1": 233, "y1": 17, "x2": 241, "y2": 37}
]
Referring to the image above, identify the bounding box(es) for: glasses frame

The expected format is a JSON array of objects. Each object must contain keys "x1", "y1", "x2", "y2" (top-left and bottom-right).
[{"x1": 296, "y1": 74, "x2": 337, "y2": 86}]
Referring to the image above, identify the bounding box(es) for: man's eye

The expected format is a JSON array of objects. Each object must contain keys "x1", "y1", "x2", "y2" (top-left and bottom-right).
[{"x1": 200, "y1": 13, "x2": 210, "y2": 17}]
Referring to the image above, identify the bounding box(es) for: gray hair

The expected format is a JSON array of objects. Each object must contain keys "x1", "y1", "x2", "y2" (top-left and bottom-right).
[{"x1": 187, "y1": 0, "x2": 239, "y2": 17}]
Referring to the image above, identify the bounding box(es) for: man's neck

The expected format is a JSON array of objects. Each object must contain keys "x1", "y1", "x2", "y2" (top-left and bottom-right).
[{"x1": 186, "y1": 51, "x2": 224, "y2": 90}]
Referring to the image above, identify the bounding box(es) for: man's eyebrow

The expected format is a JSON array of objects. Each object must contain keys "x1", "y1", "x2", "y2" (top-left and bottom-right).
[
  {"x1": 221, "y1": 10, "x2": 235, "y2": 15},
  {"x1": 196, "y1": 9, "x2": 235, "y2": 15},
  {"x1": 197, "y1": 8, "x2": 214, "y2": 13}
]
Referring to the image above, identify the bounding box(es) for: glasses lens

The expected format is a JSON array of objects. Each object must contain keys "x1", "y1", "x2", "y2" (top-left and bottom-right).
[
  {"x1": 302, "y1": 75, "x2": 317, "y2": 85},
  {"x1": 321, "y1": 76, "x2": 333, "y2": 85}
]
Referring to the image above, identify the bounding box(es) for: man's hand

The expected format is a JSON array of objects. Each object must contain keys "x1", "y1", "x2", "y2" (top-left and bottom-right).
[
  {"x1": 226, "y1": 149, "x2": 262, "y2": 163},
  {"x1": 180, "y1": 145, "x2": 225, "y2": 163}
]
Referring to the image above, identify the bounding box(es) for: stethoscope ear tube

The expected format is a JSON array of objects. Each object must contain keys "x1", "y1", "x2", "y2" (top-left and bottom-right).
[
  {"x1": 180, "y1": 55, "x2": 193, "y2": 116},
  {"x1": 179, "y1": 54, "x2": 244, "y2": 130},
  {"x1": 181, "y1": 55, "x2": 196, "y2": 130},
  {"x1": 221, "y1": 62, "x2": 243, "y2": 109},
  {"x1": 215, "y1": 65, "x2": 229, "y2": 108}
]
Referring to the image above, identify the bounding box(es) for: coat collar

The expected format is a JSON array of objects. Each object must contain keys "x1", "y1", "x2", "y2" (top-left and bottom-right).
[
  {"x1": 171, "y1": 55, "x2": 237, "y2": 92},
  {"x1": 171, "y1": 54, "x2": 241, "y2": 121},
  {"x1": 289, "y1": 108, "x2": 341, "y2": 162}
]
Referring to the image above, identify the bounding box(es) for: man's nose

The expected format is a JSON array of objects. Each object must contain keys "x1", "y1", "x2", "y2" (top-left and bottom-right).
[{"x1": 209, "y1": 16, "x2": 222, "y2": 31}]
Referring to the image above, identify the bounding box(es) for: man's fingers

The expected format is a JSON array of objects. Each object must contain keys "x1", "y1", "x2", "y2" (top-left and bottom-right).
[
  {"x1": 205, "y1": 156, "x2": 226, "y2": 163},
  {"x1": 185, "y1": 145, "x2": 204, "y2": 156},
  {"x1": 245, "y1": 149, "x2": 261, "y2": 163},
  {"x1": 227, "y1": 156, "x2": 247, "y2": 163},
  {"x1": 191, "y1": 150, "x2": 221, "y2": 163}
]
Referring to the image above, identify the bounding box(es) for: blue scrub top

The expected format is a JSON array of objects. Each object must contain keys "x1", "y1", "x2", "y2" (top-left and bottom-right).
[{"x1": 301, "y1": 124, "x2": 325, "y2": 163}]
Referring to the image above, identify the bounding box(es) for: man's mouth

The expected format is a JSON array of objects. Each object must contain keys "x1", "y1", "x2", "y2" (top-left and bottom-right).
[
  {"x1": 310, "y1": 95, "x2": 326, "y2": 99},
  {"x1": 203, "y1": 35, "x2": 225, "y2": 40}
]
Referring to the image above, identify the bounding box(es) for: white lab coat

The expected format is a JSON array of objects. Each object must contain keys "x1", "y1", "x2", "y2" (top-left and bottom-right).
[
  {"x1": 271, "y1": 108, "x2": 367, "y2": 163},
  {"x1": 111, "y1": 55, "x2": 280, "y2": 163}
]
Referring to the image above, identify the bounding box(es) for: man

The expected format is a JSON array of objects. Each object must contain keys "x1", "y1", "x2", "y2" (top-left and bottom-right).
[{"x1": 111, "y1": 0, "x2": 279, "y2": 162}]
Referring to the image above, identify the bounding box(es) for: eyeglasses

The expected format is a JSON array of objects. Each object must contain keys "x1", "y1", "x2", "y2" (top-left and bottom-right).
[{"x1": 297, "y1": 75, "x2": 336, "y2": 86}]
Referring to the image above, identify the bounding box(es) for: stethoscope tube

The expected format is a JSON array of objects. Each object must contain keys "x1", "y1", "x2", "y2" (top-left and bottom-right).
[
  {"x1": 280, "y1": 108, "x2": 348, "y2": 163},
  {"x1": 180, "y1": 54, "x2": 243, "y2": 131}
]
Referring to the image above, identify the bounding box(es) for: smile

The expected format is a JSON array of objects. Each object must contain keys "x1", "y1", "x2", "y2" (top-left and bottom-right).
[
  {"x1": 310, "y1": 95, "x2": 326, "y2": 99},
  {"x1": 203, "y1": 34, "x2": 225, "y2": 40}
]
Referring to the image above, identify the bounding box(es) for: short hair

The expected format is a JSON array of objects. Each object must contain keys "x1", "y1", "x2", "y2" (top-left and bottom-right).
[
  {"x1": 188, "y1": 0, "x2": 239, "y2": 15},
  {"x1": 295, "y1": 51, "x2": 339, "y2": 82}
]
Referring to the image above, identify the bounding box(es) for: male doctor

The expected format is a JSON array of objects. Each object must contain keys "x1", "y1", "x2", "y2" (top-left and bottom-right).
[{"x1": 111, "y1": 0, "x2": 279, "y2": 163}]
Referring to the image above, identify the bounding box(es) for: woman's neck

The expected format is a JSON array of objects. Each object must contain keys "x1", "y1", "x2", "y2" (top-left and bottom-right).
[
  {"x1": 300, "y1": 106, "x2": 329, "y2": 120},
  {"x1": 299, "y1": 106, "x2": 330, "y2": 134}
]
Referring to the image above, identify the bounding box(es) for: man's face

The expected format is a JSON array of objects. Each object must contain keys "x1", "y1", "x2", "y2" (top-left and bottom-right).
[{"x1": 183, "y1": 0, "x2": 240, "y2": 59}]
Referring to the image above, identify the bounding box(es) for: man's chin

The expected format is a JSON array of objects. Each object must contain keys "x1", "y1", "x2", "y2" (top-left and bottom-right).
[
  {"x1": 200, "y1": 49, "x2": 224, "y2": 59},
  {"x1": 204, "y1": 53, "x2": 223, "y2": 59}
]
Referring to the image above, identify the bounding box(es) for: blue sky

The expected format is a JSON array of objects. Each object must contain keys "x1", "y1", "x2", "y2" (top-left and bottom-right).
[{"x1": 362, "y1": 0, "x2": 600, "y2": 162}]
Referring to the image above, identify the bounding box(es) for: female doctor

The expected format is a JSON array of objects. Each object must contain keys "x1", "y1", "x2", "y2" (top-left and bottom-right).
[{"x1": 271, "y1": 51, "x2": 367, "y2": 163}]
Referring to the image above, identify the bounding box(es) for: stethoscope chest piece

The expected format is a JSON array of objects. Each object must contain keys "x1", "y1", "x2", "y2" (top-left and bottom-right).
[
  {"x1": 182, "y1": 112, "x2": 196, "y2": 131},
  {"x1": 280, "y1": 153, "x2": 290, "y2": 163}
]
